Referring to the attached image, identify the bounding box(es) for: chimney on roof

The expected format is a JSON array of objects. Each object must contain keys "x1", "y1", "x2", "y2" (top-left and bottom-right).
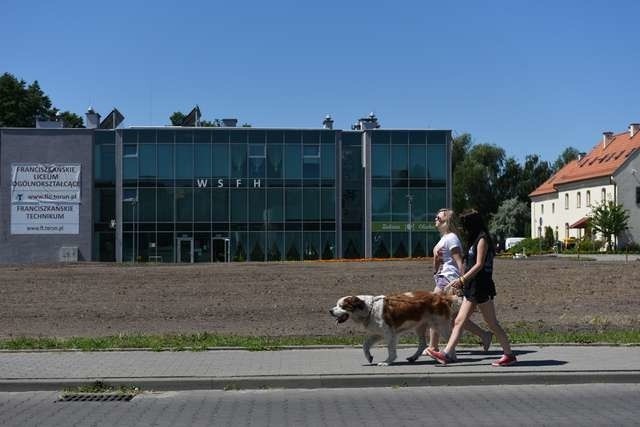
[
  {"x1": 602, "y1": 131, "x2": 614, "y2": 148},
  {"x1": 85, "y1": 107, "x2": 101, "y2": 129},
  {"x1": 322, "y1": 114, "x2": 334, "y2": 130},
  {"x1": 630, "y1": 123, "x2": 640, "y2": 138},
  {"x1": 577, "y1": 152, "x2": 586, "y2": 161},
  {"x1": 221, "y1": 118, "x2": 238, "y2": 127}
]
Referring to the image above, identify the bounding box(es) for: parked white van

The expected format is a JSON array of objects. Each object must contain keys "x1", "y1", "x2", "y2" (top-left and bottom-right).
[{"x1": 505, "y1": 237, "x2": 526, "y2": 250}]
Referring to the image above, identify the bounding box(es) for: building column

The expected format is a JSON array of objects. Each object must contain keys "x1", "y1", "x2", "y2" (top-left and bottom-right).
[
  {"x1": 363, "y1": 131, "x2": 372, "y2": 258},
  {"x1": 115, "y1": 130, "x2": 123, "y2": 262}
]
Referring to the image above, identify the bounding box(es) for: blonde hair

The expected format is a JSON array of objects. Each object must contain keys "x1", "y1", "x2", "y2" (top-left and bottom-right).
[{"x1": 437, "y1": 208, "x2": 459, "y2": 235}]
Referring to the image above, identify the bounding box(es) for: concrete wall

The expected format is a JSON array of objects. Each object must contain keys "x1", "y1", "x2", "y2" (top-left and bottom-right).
[{"x1": 0, "y1": 129, "x2": 94, "y2": 263}]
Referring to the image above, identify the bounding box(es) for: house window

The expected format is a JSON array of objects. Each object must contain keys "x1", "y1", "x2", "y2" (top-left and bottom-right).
[
  {"x1": 601, "y1": 188, "x2": 606, "y2": 202},
  {"x1": 576, "y1": 192, "x2": 581, "y2": 208},
  {"x1": 636, "y1": 187, "x2": 640, "y2": 204},
  {"x1": 552, "y1": 202, "x2": 555, "y2": 213},
  {"x1": 564, "y1": 194, "x2": 569, "y2": 209},
  {"x1": 586, "y1": 191, "x2": 591, "y2": 207},
  {"x1": 564, "y1": 223, "x2": 569, "y2": 239},
  {"x1": 541, "y1": 204, "x2": 544, "y2": 214}
]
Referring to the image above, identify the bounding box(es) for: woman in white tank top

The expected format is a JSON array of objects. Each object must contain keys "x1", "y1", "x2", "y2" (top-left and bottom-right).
[{"x1": 427, "y1": 209, "x2": 493, "y2": 359}]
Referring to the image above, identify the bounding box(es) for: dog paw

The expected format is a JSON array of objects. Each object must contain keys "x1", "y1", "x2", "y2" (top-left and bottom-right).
[{"x1": 377, "y1": 362, "x2": 390, "y2": 367}]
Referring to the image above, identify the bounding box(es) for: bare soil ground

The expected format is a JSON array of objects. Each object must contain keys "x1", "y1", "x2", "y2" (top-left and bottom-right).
[{"x1": 1, "y1": 257, "x2": 639, "y2": 339}]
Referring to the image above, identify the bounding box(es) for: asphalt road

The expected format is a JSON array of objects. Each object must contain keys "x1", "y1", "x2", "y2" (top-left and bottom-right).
[{"x1": 1, "y1": 383, "x2": 639, "y2": 426}]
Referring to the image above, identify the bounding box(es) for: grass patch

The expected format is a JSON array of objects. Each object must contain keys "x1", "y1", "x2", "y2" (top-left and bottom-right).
[
  {"x1": 1, "y1": 329, "x2": 639, "y2": 351},
  {"x1": 63, "y1": 381, "x2": 140, "y2": 395}
]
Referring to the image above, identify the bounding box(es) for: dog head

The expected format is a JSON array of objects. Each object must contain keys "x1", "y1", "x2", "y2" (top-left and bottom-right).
[{"x1": 329, "y1": 296, "x2": 369, "y2": 325}]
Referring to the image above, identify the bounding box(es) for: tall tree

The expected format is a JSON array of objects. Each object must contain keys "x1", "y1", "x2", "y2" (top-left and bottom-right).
[
  {"x1": 588, "y1": 201, "x2": 630, "y2": 252},
  {"x1": 489, "y1": 197, "x2": 530, "y2": 245},
  {"x1": 169, "y1": 112, "x2": 186, "y2": 126},
  {"x1": 553, "y1": 147, "x2": 581, "y2": 172},
  {"x1": 0, "y1": 72, "x2": 81, "y2": 127},
  {"x1": 518, "y1": 154, "x2": 553, "y2": 202},
  {"x1": 453, "y1": 143, "x2": 505, "y2": 215}
]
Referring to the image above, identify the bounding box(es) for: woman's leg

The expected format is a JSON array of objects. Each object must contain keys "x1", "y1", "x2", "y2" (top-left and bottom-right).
[
  {"x1": 477, "y1": 300, "x2": 512, "y2": 355},
  {"x1": 443, "y1": 299, "x2": 476, "y2": 355},
  {"x1": 428, "y1": 286, "x2": 444, "y2": 351}
]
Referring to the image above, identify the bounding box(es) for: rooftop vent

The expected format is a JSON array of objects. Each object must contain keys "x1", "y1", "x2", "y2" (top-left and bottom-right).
[
  {"x1": 221, "y1": 118, "x2": 238, "y2": 127},
  {"x1": 85, "y1": 107, "x2": 101, "y2": 129},
  {"x1": 602, "y1": 131, "x2": 614, "y2": 148},
  {"x1": 351, "y1": 112, "x2": 380, "y2": 131},
  {"x1": 36, "y1": 112, "x2": 63, "y2": 129},
  {"x1": 630, "y1": 123, "x2": 640, "y2": 138},
  {"x1": 322, "y1": 114, "x2": 334, "y2": 130}
]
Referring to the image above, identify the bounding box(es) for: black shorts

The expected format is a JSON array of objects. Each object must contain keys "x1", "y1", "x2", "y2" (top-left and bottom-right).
[{"x1": 463, "y1": 279, "x2": 496, "y2": 304}]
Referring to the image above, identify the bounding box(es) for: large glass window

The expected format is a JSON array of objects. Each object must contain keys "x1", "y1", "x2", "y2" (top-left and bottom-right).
[
  {"x1": 285, "y1": 232, "x2": 302, "y2": 261},
  {"x1": 175, "y1": 188, "x2": 193, "y2": 222},
  {"x1": 231, "y1": 189, "x2": 247, "y2": 222},
  {"x1": 321, "y1": 189, "x2": 335, "y2": 221},
  {"x1": 427, "y1": 145, "x2": 446, "y2": 183},
  {"x1": 267, "y1": 144, "x2": 283, "y2": 178},
  {"x1": 175, "y1": 145, "x2": 194, "y2": 180},
  {"x1": 321, "y1": 144, "x2": 335, "y2": 179},
  {"x1": 392, "y1": 189, "x2": 409, "y2": 222},
  {"x1": 230, "y1": 144, "x2": 247, "y2": 178},
  {"x1": 157, "y1": 144, "x2": 174, "y2": 179},
  {"x1": 267, "y1": 189, "x2": 284, "y2": 222},
  {"x1": 285, "y1": 188, "x2": 302, "y2": 221},
  {"x1": 248, "y1": 189, "x2": 266, "y2": 222},
  {"x1": 248, "y1": 143, "x2": 266, "y2": 178},
  {"x1": 212, "y1": 144, "x2": 229, "y2": 177},
  {"x1": 372, "y1": 188, "x2": 391, "y2": 221},
  {"x1": 303, "y1": 145, "x2": 320, "y2": 179},
  {"x1": 303, "y1": 189, "x2": 320, "y2": 220},
  {"x1": 372, "y1": 144, "x2": 390, "y2": 179},
  {"x1": 427, "y1": 189, "x2": 446, "y2": 217},
  {"x1": 139, "y1": 144, "x2": 156, "y2": 179},
  {"x1": 391, "y1": 145, "x2": 408, "y2": 186},
  {"x1": 284, "y1": 145, "x2": 302, "y2": 179},
  {"x1": 157, "y1": 188, "x2": 174, "y2": 221},
  {"x1": 94, "y1": 144, "x2": 115, "y2": 183},
  {"x1": 195, "y1": 144, "x2": 211, "y2": 178},
  {"x1": 409, "y1": 145, "x2": 427, "y2": 179},
  {"x1": 194, "y1": 188, "x2": 211, "y2": 222},
  {"x1": 212, "y1": 189, "x2": 229, "y2": 222},
  {"x1": 139, "y1": 188, "x2": 156, "y2": 222}
]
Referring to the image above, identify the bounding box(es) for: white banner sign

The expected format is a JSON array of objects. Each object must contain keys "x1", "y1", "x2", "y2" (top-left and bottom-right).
[{"x1": 11, "y1": 163, "x2": 81, "y2": 234}]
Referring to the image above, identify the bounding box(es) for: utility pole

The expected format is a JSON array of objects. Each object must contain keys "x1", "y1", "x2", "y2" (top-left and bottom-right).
[{"x1": 406, "y1": 194, "x2": 414, "y2": 258}]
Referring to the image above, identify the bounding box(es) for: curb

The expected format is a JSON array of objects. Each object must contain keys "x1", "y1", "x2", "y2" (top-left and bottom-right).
[{"x1": 3, "y1": 371, "x2": 640, "y2": 392}]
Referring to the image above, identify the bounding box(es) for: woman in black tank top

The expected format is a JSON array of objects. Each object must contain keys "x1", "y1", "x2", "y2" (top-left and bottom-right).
[{"x1": 425, "y1": 210, "x2": 517, "y2": 367}]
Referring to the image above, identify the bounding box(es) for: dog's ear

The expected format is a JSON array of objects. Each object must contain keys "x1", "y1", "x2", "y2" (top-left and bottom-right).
[{"x1": 342, "y1": 296, "x2": 366, "y2": 312}]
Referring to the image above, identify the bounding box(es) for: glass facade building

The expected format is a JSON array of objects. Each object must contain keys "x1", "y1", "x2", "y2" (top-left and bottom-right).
[{"x1": 91, "y1": 125, "x2": 451, "y2": 263}]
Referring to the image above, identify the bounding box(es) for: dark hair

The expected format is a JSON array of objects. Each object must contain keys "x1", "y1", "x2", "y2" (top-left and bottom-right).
[{"x1": 459, "y1": 209, "x2": 493, "y2": 250}]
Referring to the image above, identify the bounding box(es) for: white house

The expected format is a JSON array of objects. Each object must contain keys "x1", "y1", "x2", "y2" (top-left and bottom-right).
[{"x1": 529, "y1": 123, "x2": 640, "y2": 248}]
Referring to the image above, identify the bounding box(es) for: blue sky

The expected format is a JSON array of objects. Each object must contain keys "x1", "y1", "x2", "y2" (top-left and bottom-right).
[{"x1": 2, "y1": 0, "x2": 639, "y2": 163}]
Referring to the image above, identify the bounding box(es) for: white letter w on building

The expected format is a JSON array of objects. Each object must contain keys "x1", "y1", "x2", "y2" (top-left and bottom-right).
[{"x1": 196, "y1": 179, "x2": 208, "y2": 188}]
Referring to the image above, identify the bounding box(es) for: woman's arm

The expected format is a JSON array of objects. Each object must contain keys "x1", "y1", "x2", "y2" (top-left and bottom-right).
[
  {"x1": 451, "y1": 247, "x2": 464, "y2": 274},
  {"x1": 451, "y1": 237, "x2": 487, "y2": 289}
]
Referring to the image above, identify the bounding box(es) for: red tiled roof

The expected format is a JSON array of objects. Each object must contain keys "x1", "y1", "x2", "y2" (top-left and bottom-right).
[{"x1": 530, "y1": 128, "x2": 640, "y2": 197}]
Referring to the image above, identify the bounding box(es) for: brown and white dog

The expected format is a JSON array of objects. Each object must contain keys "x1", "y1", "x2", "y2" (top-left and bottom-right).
[{"x1": 329, "y1": 291, "x2": 453, "y2": 366}]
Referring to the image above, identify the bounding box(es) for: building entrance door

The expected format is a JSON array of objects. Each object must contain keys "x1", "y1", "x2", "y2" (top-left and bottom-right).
[
  {"x1": 212, "y1": 237, "x2": 230, "y2": 262},
  {"x1": 177, "y1": 238, "x2": 194, "y2": 263}
]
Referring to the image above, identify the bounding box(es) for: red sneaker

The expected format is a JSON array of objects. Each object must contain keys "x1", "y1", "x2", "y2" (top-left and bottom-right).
[
  {"x1": 426, "y1": 348, "x2": 454, "y2": 365},
  {"x1": 491, "y1": 354, "x2": 517, "y2": 367}
]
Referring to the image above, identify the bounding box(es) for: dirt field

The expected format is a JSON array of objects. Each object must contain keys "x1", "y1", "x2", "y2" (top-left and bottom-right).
[{"x1": 1, "y1": 257, "x2": 639, "y2": 339}]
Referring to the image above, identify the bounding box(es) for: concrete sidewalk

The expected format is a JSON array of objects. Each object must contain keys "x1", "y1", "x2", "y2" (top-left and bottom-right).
[{"x1": 0, "y1": 345, "x2": 638, "y2": 391}]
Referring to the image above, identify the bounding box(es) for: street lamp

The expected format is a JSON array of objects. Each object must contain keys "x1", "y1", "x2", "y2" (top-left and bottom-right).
[
  {"x1": 124, "y1": 197, "x2": 138, "y2": 262},
  {"x1": 406, "y1": 194, "x2": 414, "y2": 258}
]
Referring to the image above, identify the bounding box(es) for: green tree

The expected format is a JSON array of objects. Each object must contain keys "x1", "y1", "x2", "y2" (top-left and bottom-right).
[
  {"x1": 453, "y1": 143, "x2": 505, "y2": 215},
  {"x1": 553, "y1": 147, "x2": 581, "y2": 172},
  {"x1": 0, "y1": 72, "x2": 52, "y2": 127},
  {"x1": 489, "y1": 198, "x2": 530, "y2": 245},
  {"x1": 0, "y1": 72, "x2": 82, "y2": 128},
  {"x1": 588, "y1": 201, "x2": 630, "y2": 252},
  {"x1": 169, "y1": 112, "x2": 186, "y2": 126}
]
